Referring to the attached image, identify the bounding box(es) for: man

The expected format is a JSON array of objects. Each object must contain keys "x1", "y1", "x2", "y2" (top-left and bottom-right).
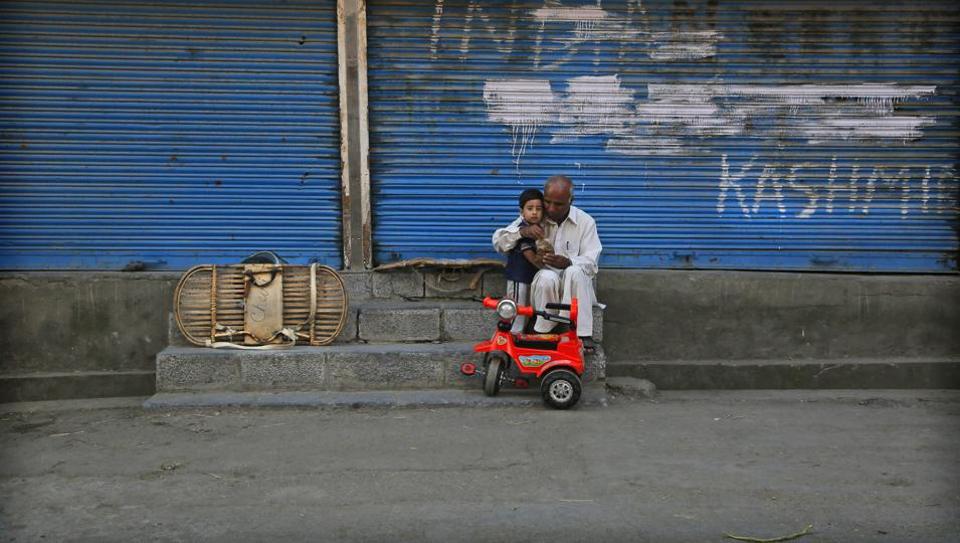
[{"x1": 492, "y1": 175, "x2": 602, "y2": 350}]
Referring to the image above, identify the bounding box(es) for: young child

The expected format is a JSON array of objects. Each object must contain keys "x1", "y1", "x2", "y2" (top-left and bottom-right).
[{"x1": 504, "y1": 188, "x2": 548, "y2": 333}]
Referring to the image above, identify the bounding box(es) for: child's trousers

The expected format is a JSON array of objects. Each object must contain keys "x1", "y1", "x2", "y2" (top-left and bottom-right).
[{"x1": 504, "y1": 280, "x2": 530, "y2": 333}]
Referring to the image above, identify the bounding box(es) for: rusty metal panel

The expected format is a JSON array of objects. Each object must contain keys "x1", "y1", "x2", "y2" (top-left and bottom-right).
[
  {"x1": 367, "y1": 1, "x2": 959, "y2": 272},
  {"x1": 0, "y1": 0, "x2": 341, "y2": 270}
]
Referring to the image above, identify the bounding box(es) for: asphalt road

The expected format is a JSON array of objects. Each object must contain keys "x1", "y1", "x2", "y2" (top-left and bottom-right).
[{"x1": 2, "y1": 390, "x2": 959, "y2": 542}]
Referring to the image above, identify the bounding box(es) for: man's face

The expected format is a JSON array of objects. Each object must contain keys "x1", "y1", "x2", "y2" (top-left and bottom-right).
[{"x1": 543, "y1": 183, "x2": 572, "y2": 223}]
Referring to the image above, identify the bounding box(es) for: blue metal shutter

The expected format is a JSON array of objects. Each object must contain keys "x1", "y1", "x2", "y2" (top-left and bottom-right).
[
  {"x1": 366, "y1": 1, "x2": 958, "y2": 272},
  {"x1": 0, "y1": 0, "x2": 341, "y2": 270}
]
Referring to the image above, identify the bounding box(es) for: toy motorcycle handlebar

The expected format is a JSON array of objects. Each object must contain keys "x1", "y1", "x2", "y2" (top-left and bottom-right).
[
  {"x1": 482, "y1": 296, "x2": 534, "y2": 316},
  {"x1": 481, "y1": 297, "x2": 577, "y2": 323}
]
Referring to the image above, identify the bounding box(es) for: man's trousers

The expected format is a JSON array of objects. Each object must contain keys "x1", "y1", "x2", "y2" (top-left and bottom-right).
[{"x1": 530, "y1": 266, "x2": 595, "y2": 337}]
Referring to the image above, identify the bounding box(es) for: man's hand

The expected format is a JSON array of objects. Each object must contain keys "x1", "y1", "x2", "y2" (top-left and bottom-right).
[
  {"x1": 519, "y1": 224, "x2": 545, "y2": 240},
  {"x1": 542, "y1": 253, "x2": 571, "y2": 269}
]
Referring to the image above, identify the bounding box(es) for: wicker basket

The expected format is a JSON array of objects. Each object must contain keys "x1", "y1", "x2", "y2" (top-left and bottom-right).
[{"x1": 173, "y1": 263, "x2": 348, "y2": 347}]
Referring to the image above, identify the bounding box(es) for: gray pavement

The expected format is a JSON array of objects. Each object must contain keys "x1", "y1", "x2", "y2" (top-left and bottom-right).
[{"x1": 2, "y1": 390, "x2": 959, "y2": 542}]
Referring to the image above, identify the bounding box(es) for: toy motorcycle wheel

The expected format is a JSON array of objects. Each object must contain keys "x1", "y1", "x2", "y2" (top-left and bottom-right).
[
  {"x1": 483, "y1": 356, "x2": 505, "y2": 397},
  {"x1": 540, "y1": 369, "x2": 582, "y2": 409}
]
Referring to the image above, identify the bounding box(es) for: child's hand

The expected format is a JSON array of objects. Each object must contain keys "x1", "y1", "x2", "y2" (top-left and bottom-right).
[
  {"x1": 542, "y1": 253, "x2": 571, "y2": 269},
  {"x1": 519, "y1": 224, "x2": 545, "y2": 240},
  {"x1": 523, "y1": 248, "x2": 545, "y2": 269}
]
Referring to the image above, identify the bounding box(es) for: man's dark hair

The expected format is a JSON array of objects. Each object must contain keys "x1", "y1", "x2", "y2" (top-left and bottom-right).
[{"x1": 519, "y1": 188, "x2": 544, "y2": 208}]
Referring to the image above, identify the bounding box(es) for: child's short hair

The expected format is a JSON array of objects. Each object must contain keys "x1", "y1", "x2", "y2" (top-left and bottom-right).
[{"x1": 519, "y1": 188, "x2": 544, "y2": 208}]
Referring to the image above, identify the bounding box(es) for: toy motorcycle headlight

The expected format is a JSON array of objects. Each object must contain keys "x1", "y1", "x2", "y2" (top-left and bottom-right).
[{"x1": 496, "y1": 299, "x2": 518, "y2": 320}]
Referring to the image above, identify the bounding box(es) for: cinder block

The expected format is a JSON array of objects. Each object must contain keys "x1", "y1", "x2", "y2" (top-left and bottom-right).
[
  {"x1": 335, "y1": 306, "x2": 359, "y2": 343},
  {"x1": 167, "y1": 312, "x2": 192, "y2": 347},
  {"x1": 156, "y1": 351, "x2": 241, "y2": 391},
  {"x1": 422, "y1": 270, "x2": 482, "y2": 299},
  {"x1": 340, "y1": 271, "x2": 372, "y2": 302},
  {"x1": 583, "y1": 345, "x2": 607, "y2": 383},
  {"x1": 482, "y1": 271, "x2": 507, "y2": 298},
  {"x1": 240, "y1": 354, "x2": 325, "y2": 389},
  {"x1": 372, "y1": 271, "x2": 423, "y2": 299},
  {"x1": 442, "y1": 308, "x2": 496, "y2": 341},
  {"x1": 170, "y1": 309, "x2": 360, "y2": 346},
  {"x1": 359, "y1": 308, "x2": 440, "y2": 342},
  {"x1": 325, "y1": 351, "x2": 445, "y2": 390},
  {"x1": 592, "y1": 306, "x2": 603, "y2": 342}
]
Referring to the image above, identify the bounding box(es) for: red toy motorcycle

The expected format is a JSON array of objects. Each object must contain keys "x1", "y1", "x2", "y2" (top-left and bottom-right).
[{"x1": 460, "y1": 297, "x2": 585, "y2": 409}]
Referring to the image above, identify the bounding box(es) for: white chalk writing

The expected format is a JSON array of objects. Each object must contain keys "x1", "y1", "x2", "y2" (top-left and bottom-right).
[
  {"x1": 482, "y1": 79, "x2": 558, "y2": 173},
  {"x1": 552, "y1": 75, "x2": 635, "y2": 142},
  {"x1": 717, "y1": 155, "x2": 956, "y2": 218}
]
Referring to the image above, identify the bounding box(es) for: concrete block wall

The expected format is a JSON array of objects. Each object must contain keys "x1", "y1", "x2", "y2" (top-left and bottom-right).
[
  {"x1": 1, "y1": 272, "x2": 175, "y2": 401},
  {"x1": 165, "y1": 270, "x2": 603, "y2": 347},
  {"x1": 600, "y1": 270, "x2": 960, "y2": 362},
  {"x1": 354, "y1": 268, "x2": 505, "y2": 301},
  {"x1": 354, "y1": 269, "x2": 602, "y2": 342},
  {"x1": 7, "y1": 267, "x2": 955, "y2": 400},
  {"x1": 1, "y1": 272, "x2": 176, "y2": 375}
]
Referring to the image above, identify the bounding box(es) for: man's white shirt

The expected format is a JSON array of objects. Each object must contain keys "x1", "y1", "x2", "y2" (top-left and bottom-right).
[{"x1": 491, "y1": 205, "x2": 602, "y2": 277}]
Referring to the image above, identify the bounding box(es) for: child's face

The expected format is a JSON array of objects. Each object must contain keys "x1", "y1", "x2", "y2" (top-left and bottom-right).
[{"x1": 521, "y1": 199, "x2": 543, "y2": 224}]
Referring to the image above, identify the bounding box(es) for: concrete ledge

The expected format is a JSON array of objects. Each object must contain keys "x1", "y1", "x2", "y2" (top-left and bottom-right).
[
  {"x1": 600, "y1": 270, "x2": 959, "y2": 363},
  {"x1": 608, "y1": 358, "x2": 960, "y2": 389},
  {"x1": 156, "y1": 343, "x2": 607, "y2": 393},
  {"x1": 0, "y1": 371, "x2": 156, "y2": 402},
  {"x1": 143, "y1": 384, "x2": 608, "y2": 410},
  {"x1": 157, "y1": 344, "x2": 473, "y2": 393},
  {"x1": 325, "y1": 350, "x2": 445, "y2": 390}
]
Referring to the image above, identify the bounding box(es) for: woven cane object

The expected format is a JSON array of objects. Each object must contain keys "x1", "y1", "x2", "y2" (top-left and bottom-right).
[{"x1": 174, "y1": 264, "x2": 348, "y2": 347}]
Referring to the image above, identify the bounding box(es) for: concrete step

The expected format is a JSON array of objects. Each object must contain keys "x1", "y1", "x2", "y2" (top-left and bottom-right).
[
  {"x1": 155, "y1": 343, "x2": 607, "y2": 394},
  {"x1": 168, "y1": 299, "x2": 604, "y2": 346},
  {"x1": 0, "y1": 371, "x2": 155, "y2": 403},
  {"x1": 608, "y1": 357, "x2": 960, "y2": 389},
  {"x1": 143, "y1": 384, "x2": 609, "y2": 410}
]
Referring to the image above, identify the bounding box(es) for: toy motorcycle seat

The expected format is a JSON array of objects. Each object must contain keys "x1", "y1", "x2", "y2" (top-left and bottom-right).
[{"x1": 512, "y1": 333, "x2": 561, "y2": 350}]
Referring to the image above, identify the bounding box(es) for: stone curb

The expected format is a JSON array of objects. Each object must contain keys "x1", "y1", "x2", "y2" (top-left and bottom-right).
[
  {"x1": 608, "y1": 358, "x2": 960, "y2": 390},
  {"x1": 143, "y1": 385, "x2": 609, "y2": 410},
  {"x1": 606, "y1": 377, "x2": 657, "y2": 398},
  {"x1": 155, "y1": 344, "x2": 607, "y2": 393}
]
